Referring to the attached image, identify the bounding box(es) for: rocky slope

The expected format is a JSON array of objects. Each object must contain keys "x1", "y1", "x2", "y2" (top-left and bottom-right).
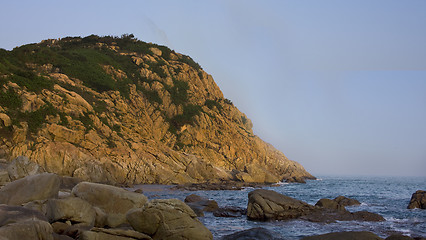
[{"x1": 0, "y1": 34, "x2": 314, "y2": 185}]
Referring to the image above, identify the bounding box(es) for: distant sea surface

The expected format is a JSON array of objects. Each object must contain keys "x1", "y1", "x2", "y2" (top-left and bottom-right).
[{"x1": 132, "y1": 176, "x2": 426, "y2": 239}]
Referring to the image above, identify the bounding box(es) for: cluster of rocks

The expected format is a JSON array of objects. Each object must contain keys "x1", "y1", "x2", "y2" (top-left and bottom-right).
[
  {"x1": 0, "y1": 171, "x2": 213, "y2": 239},
  {"x1": 246, "y1": 189, "x2": 384, "y2": 223}
]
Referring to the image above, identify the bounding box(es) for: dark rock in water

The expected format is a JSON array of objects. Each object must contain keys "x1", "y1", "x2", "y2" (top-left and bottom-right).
[
  {"x1": 334, "y1": 196, "x2": 361, "y2": 206},
  {"x1": 0, "y1": 205, "x2": 48, "y2": 226},
  {"x1": 247, "y1": 189, "x2": 314, "y2": 221},
  {"x1": 213, "y1": 206, "x2": 247, "y2": 218},
  {"x1": 285, "y1": 176, "x2": 307, "y2": 183},
  {"x1": 134, "y1": 188, "x2": 144, "y2": 194},
  {"x1": 185, "y1": 194, "x2": 219, "y2": 212},
  {"x1": 407, "y1": 190, "x2": 426, "y2": 209},
  {"x1": 7, "y1": 155, "x2": 44, "y2": 181},
  {"x1": 247, "y1": 189, "x2": 384, "y2": 223},
  {"x1": 300, "y1": 209, "x2": 384, "y2": 223},
  {"x1": 184, "y1": 194, "x2": 218, "y2": 217},
  {"x1": 221, "y1": 227, "x2": 282, "y2": 240},
  {"x1": 301, "y1": 231, "x2": 383, "y2": 240},
  {"x1": 186, "y1": 202, "x2": 205, "y2": 217},
  {"x1": 315, "y1": 198, "x2": 346, "y2": 211},
  {"x1": 386, "y1": 234, "x2": 415, "y2": 240},
  {"x1": 352, "y1": 210, "x2": 385, "y2": 221},
  {"x1": 0, "y1": 173, "x2": 60, "y2": 205}
]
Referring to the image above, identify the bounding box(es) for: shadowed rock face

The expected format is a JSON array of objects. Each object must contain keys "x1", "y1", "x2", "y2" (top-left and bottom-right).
[
  {"x1": 0, "y1": 35, "x2": 314, "y2": 185},
  {"x1": 407, "y1": 190, "x2": 426, "y2": 209}
]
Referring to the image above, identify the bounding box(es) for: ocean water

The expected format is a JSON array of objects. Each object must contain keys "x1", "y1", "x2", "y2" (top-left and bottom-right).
[{"x1": 133, "y1": 176, "x2": 426, "y2": 239}]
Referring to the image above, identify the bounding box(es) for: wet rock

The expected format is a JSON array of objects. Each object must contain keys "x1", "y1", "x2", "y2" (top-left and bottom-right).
[
  {"x1": 407, "y1": 190, "x2": 426, "y2": 209},
  {"x1": 71, "y1": 182, "x2": 148, "y2": 227},
  {"x1": 285, "y1": 176, "x2": 306, "y2": 183},
  {"x1": 301, "y1": 231, "x2": 383, "y2": 240},
  {"x1": 184, "y1": 194, "x2": 219, "y2": 212},
  {"x1": 300, "y1": 209, "x2": 384, "y2": 223},
  {"x1": 126, "y1": 199, "x2": 213, "y2": 240},
  {"x1": 315, "y1": 198, "x2": 346, "y2": 211},
  {"x1": 0, "y1": 173, "x2": 60, "y2": 205},
  {"x1": 352, "y1": 210, "x2": 385, "y2": 221},
  {"x1": 247, "y1": 189, "x2": 314, "y2": 221},
  {"x1": 221, "y1": 227, "x2": 282, "y2": 240},
  {"x1": 213, "y1": 206, "x2": 247, "y2": 218},
  {"x1": 333, "y1": 196, "x2": 361, "y2": 206},
  {"x1": 46, "y1": 197, "x2": 96, "y2": 226},
  {"x1": 6, "y1": 156, "x2": 44, "y2": 181},
  {"x1": 0, "y1": 219, "x2": 54, "y2": 240},
  {"x1": 185, "y1": 203, "x2": 205, "y2": 217}
]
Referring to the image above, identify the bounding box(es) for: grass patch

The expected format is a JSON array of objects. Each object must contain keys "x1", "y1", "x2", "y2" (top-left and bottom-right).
[
  {"x1": 0, "y1": 88, "x2": 23, "y2": 110},
  {"x1": 205, "y1": 99, "x2": 223, "y2": 112}
]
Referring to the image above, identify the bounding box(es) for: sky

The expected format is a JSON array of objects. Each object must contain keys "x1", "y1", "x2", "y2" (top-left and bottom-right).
[{"x1": 1, "y1": 0, "x2": 425, "y2": 177}]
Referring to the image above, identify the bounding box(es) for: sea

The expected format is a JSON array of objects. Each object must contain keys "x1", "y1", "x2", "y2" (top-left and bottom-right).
[{"x1": 131, "y1": 176, "x2": 426, "y2": 239}]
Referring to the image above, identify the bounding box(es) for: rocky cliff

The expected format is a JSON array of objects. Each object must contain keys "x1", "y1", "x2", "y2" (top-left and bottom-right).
[{"x1": 0, "y1": 34, "x2": 314, "y2": 185}]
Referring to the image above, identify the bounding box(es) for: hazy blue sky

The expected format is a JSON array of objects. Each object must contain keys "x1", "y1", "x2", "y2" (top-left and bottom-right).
[{"x1": 1, "y1": 0, "x2": 425, "y2": 176}]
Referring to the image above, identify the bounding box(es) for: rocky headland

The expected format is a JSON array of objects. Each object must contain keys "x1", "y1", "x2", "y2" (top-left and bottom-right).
[{"x1": 0, "y1": 34, "x2": 313, "y2": 185}]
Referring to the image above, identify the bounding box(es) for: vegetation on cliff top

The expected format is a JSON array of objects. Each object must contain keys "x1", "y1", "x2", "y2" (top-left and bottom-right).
[{"x1": 0, "y1": 34, "x2": 220, "y2": 146}]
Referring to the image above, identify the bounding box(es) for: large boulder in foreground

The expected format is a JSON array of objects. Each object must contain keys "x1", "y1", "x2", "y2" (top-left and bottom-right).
[
  {"x1": 0, "y1": 173, "x2": 60, "y2": 205},
  {"x1": 247, "y1": 189, "x2": 314, "y2": 220},
  {"x1": 407, "y1": 190, "x2": 426, "y2": 209},
  {"x1": 301, "y1": 231, "x2": 383, "y2": 240},
  {"x1": 71, "y1": 182, "x2": 148, "y2": 227},
  {"x1": 221, "y1": 227, "x2": 281, "y2": 240},
  {"x1": 126, "y1": 199, "x2": 212, "y2": 240},
  {"x1": 0, "y1": 205, "x2": 53, "y2": 240},
  {"x1": 0, "y1": 219, "x2": 54, "y2": 240},
  {"x1": 0, "y1": 205, "x2": 48, "y2": 226}
]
